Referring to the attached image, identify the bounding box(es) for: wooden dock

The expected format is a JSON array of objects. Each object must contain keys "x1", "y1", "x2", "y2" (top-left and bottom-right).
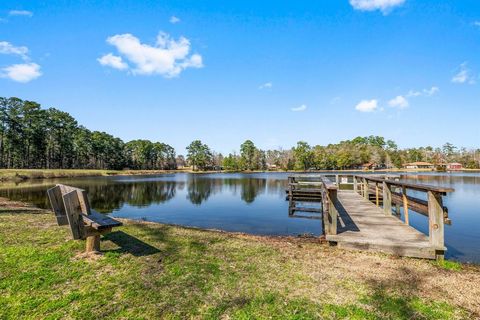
[{"x1": 287, "y1": 174, "x2": 454, "y2": 260}]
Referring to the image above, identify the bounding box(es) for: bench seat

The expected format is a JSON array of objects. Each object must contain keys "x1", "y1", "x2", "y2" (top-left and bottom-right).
[{"x1": 47, "y1": 184, "x2": 122, "y2": 252}]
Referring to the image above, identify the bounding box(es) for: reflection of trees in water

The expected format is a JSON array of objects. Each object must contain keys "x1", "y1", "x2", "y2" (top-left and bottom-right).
[
  {"x1": 0, "y1": 174, "x2": 284, "y2": 212},
  {"x1": 0, "y1": 180, "x2": 180, "y2": 214},
  {"x1": 186, "y1": 177, "x2": 220, "y2": 205},
  {"x1": 240, "y1": 178, "x2": 266, "y2": 204},
  {"x1": 88, "y1": 181, "x2": 178, "y2": 213},
  {"x1": 185, "y1": 176, "x2": 268, "y2": 205},
  {"x1": 225, "y1": 178, "x2": 269, "y2": 203},
  {"x1": 266, "y1": 178, "x2": 288, "y2": 195},
  {"x1": 0, "y1": 187, "x2": 54, "y2": 208}
]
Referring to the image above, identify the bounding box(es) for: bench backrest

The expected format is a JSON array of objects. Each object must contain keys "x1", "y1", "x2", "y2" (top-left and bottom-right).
[{"x1": 47, "y1": 184, "x2": 92, "y2": 240}]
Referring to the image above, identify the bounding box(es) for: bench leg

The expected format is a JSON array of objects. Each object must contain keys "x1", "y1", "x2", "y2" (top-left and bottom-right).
[{"x1": 85, "y1": 234, "x2": 100, "y2": 252}]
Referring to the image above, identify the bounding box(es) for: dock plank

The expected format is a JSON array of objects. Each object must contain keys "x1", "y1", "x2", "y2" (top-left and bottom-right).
[{"x1": 325, "y1": 190, "x2": 441, "y2": 259}]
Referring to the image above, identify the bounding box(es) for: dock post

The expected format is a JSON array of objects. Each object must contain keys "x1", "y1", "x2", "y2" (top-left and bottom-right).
[
  {"x1": 353, "y1": 177, "x2": 358, "y2": 194},
  {"x1": 382, "y1": 181, "x2": 392, "y2": 215},
  {"x1": 327, "y1": 189, "x2": 338, "y2": 235},
  {"x1": 428, "y1": 191, "x2": 445, "y2": 261},
  {"x1": 288, "y1": 177, "x2": 294, "y2": 215},
  {"x1": 402, "y1": 186, "x2": 409, "y2": 225},
  {"x1": 363, "y1": 178, "x2": 369, "y2": 200},
  {"x1": 375, "y1": 182, "x2": 379, "y2": 207},
  {"x1": 335, "y1": 174, "x2": 339, "y2": 186}
]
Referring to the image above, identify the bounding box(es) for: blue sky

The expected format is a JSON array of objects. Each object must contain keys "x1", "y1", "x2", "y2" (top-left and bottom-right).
[{"x1": 1, "y1": 0, "x2": 479, "y2": 154}]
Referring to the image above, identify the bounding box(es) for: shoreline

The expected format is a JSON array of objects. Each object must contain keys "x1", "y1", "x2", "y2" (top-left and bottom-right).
[
  {"x1": 1, "y1": 197, "x2": 479, "y2": 318},
  {"x1": 0, "y1": 196, "x2": 477, "y2": 266},
  {"x1": 1, "y1": 167, "x2": 479, "y2": 182}
]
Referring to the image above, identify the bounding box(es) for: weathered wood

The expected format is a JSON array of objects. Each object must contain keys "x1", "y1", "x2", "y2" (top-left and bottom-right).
[
  {"x1": 289, "y1": 206, "x2": 322, "y2": 213},
  {"x1": 76, "y1": 189, "x2": 91, "y2": 215},
  {"x1": 62, "y1": 191, "x2": 85, "y2": 240},
  {"x1": 326, "y1": 191, "x2": 442, "y2": 259},
  {"x1": 82, "y1": 212, "x2": 123, "y2": 230},
  {"x1": 320, "y1": 176, "x2": 338, "y2": 191},
  {"x1": 48, "y1": 184, "x2": 123, "y2": 253},
  {"x1": 363, "y1": 178, "x2": 369, "y2": 200},
  {"x1": 382, "y1": 181, "x2": 392, "y2": 215},
  {"x1": 85, "y1": 234, "x2": 100, "y2": 252},
  {"x1": 287, "y1": 187, "x2": 323, "y2": 193},
  {"x1": 314, "y1": 176, "x2": 338, "y2": 236},
  {"x1": 402, "y1": 186, "x2": 409, "y2": 225},
  {"x1": 327, "y1": 189, "x2": 338, "y2": 235},
  {"x1": 287, "y1": 174, "x2": 453, "y2": 260},
  {"x1": 428, "y1": 191, "x2": 445, "y2": 257},
  {"x1": 47, "y1": 186, "x2": 68, "y2": 226},
  {"x1": 357, "y1": 176, "x2": 454, "y2": 193}
]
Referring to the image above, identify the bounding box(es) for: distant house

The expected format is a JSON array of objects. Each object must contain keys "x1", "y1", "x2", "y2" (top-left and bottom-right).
[
  {"x1": 447, "y1": 162, "x2": 463, "y2": 171},
  {"x1": 403, "y1": 162, "x2": 435, "y2": 169},
  {"x1": 361, "y1": 163, "x2": 376, "y2": 170},
  {"x1": 266, "y1": 163, "x2": 278, "y2": 170}
]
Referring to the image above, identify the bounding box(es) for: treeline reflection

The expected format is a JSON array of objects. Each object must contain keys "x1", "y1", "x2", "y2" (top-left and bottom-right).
[{"x1": 0, "y1": 177, "x2": 287, "y2": 213}]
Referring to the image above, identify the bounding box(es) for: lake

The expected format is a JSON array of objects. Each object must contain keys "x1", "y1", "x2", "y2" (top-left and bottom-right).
[{"x1": 1, "y1": 172, "x2": 479, "y2": 263}]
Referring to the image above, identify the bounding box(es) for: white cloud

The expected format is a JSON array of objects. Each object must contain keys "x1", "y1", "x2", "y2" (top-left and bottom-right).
[
  {"x1": 0, "y1": 41, "x2": 29, "y2": 59},
  {"x1": 1, "y1": 63, "x2": 41, "y2": 83},
  {"x1": 9, "y1": 10, "x2": 33, "y2": 17},
  {"x1": 291, "y1": 104, "x2": 307, "y2": 112},
  {"x1": 474, "y1": 21, "x2": 480, "y2": 27},
  {"x1": 452, "y1": 62, "x2": 475, "y2": 84},
  {"x1": 170, "y1": 16, "x2": 180, "y2": 24},
  {"x1": 388, "y1": 95, "x2": 409, "y2": 109},
  {"x1": 100, "y1": 31, "x2": 203, "y2": 78},
  {"x1": 406, "y1": 86, "x2": 439, "y2": 97},
  {"x1": 259, "y1": 82, "x2": 272, "y2": 89},
  {"x1": 97, "y1": 53, "x2": 128, "y2": 70},
  {"x1": 0, "y1": 18, "x2": 7, "y2": 23},
  {"x1": 406, "y1": 90, "x2": 421, "y2": 97},
  {"x1": 0, "y1": 41, "x2": 42, "y2": 83},
  {"x1": 355, "y1": 99, "x2": 378, "y2": 112},
  {"x1": 423, "y1": 86, "x2": 439, "y2": 96},
  {"x1": 349, "y1": 0, "x2": 405, "y2": 14}
]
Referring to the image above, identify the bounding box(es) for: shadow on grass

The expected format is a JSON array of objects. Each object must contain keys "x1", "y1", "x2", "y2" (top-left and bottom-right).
[
  {"x1": 102, "y1": 230, "x2": 161, "y2": 257},
  {"x1": 362, "y1": 266, "x2": 461, "y2": 319}
]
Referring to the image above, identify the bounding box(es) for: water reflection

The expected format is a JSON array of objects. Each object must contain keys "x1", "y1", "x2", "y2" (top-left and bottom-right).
[
  {"x1": 186, "y1": 177, "x2": 217, "y2": 205},
  {"x1": 0, "y1": 173, "x2": 286, "y2": 212}
]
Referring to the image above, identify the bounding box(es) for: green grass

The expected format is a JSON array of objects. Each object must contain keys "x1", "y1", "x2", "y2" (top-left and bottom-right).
[
  {"x1": 435, "y1": 260, "x2": 462, "y2": 271},
  {"x1": 0, "y1": 211, "x2": 474, "y2": 319}
]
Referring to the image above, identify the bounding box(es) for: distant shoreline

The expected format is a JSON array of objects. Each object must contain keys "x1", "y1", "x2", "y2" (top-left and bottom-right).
[{"x1": 0, "y1": 167, "x2": 479, "y2": 182}]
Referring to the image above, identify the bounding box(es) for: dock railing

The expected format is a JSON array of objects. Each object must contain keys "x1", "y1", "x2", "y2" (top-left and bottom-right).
[
  {"x1": 319, "y1": 176, "x2": 338, "y2": 236},
  {"x1": 288, "y1": 173, "x2": 455, "y2": 260},
  {"x1": 349, "y1": 175, "x2": 454, "y2": 255}
]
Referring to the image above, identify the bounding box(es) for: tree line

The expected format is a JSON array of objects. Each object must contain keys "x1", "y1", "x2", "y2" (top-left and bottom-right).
[
  {"x1": 0, "y1": 97, "x2": 176, "y2": 170},
  {"x1": 2, "y1": 97, "x2": 479, "y2": 171},
  {"x1": 187, "y1": 137, "x2": 480, "y2": 171}
]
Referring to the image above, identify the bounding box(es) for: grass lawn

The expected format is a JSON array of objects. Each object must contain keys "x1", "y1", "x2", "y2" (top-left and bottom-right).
[{"x1": 0, "y1": 199, "x2": 479, "y2": 319}]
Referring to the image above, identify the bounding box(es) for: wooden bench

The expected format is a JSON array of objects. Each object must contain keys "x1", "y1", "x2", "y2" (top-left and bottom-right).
[{"x1": 47, "y1": 184, "x2": 122, "y2": 252}]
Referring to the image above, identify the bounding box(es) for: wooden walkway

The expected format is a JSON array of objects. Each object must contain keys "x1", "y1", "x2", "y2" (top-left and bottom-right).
[
  {"x1": 287, "y1": 174, "x2": 454, "y2": 260},
  {"x1": 327, "y1": 190, "x2": 440, "y2": 259}
]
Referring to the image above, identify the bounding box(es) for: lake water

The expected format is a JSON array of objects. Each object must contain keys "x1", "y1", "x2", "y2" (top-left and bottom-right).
[{"x1": 1, "y1": 172, "x2": 479, "y2": 263}]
